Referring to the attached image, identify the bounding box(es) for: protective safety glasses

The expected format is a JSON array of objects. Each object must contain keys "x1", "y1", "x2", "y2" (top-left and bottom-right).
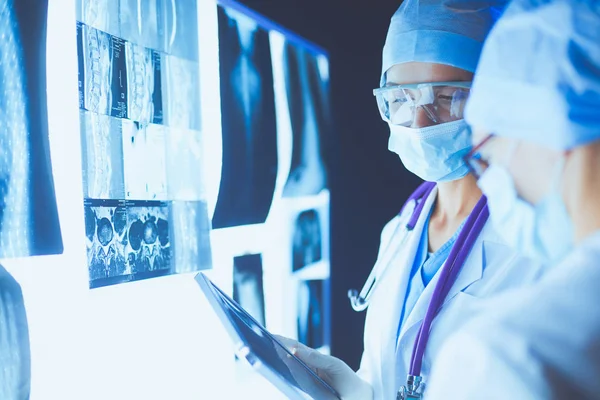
[
  {"x1": 463, "y1": 133, "x2": 495, "y2": 179},
  {"x1": 373, "y1": 81, "x2": 471, "y2": 127}
]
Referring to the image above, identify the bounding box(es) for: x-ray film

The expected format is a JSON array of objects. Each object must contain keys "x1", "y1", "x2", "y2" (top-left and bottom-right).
[
  {"x1": 76, "y1": 0, "x2": 120, "y2": 37},
  {"x1": 169, "y1": 201, "x2": 212, "y2": 274},
  {"x1": 125, "y1": 43, "x2": 158, "y2": 126},
  {"x1": 165, "y1": 128, "x2": 205, "y2": 201},
  {"x1": 292, "y1": 210, "x2": 322, "y2": 272},
  {"x1": 78, "y1": 22, "x2": 128, "y2": 118},
  {"x1": 118, "y1": 0, "x2": 164, "y2": 51},
  {"x1": 80, "y1": 111, "x2": 126, "y2": 199},
  {"x1": 297, "y1": 280, "x2": 326, "y2": 350},
  {"x1": 122, "y1": 121, "x2": 168, "y2": 201},
  {"x1": 280, "y1": 42, "x2": 331, "y2": 197},
  {"x1": 0, "y1": 0, "x2": 62, "y2": 258},
  {"x1": 162, "y1": 0, "x2": 199, "y2": 61},
  {"x1": 212, "y1": 5, "x2": 278, "y2": 229},
  {"x1": 162, "y1": 55, "x2": 201, "y2": 130},
  {"x1": 233, "y1": 254, "x2": 266, "y2": 327},
  {"x1": 85, "y1": 199, "x2": 173, "y2": 288}
]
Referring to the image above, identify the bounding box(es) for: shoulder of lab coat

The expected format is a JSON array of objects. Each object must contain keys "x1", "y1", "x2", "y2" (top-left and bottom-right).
[
  {"x1": 425, "y1": 233, "x2": 600, "y2": 400},
  {"x1": 357, "y1": 193, "x2": 548, "y2": 400}
]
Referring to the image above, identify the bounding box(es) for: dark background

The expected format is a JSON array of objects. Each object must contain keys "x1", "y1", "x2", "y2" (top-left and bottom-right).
[{"x1": 237, "y1": 0, "x2": 421, "y2": 369}]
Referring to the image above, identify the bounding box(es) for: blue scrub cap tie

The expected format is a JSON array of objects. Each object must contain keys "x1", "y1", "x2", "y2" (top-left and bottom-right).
[
  {"x1": 381, "y1": 0, "x2": 506, "y2": 85},
  {"x1": 465, "y1": 0, "x2": 600, "y2": 150}
]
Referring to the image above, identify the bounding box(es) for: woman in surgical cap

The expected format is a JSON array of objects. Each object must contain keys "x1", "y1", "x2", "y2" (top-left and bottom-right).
[
  {"x1": 424, "y1": 0, "x2": 600, "y2": 398},
  {"x1": 277, "y1": 1, "x2": 550, "y2": 399}
]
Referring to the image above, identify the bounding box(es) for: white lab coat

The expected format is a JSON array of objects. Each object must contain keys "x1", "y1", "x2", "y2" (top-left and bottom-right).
[
  {"x1": 425, "y1": 231, "x2": 600, "y2": 400},
  {"x1": 357, "y1": 187, "x2": 545, "y2": 400}
]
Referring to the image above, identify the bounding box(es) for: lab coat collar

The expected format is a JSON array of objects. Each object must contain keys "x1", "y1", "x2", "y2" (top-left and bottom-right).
[
  {"x1": 398, "y1": 203, "x2": 487, "y2": 341},
  {"x1": 377, "y1": 186, "x2": 439, "y2": 379}
]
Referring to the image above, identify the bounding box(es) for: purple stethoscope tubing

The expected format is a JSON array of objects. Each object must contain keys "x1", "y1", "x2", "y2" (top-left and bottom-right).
[{"x1": 408, "y1": 194, "x2": 489, "y2": 376}]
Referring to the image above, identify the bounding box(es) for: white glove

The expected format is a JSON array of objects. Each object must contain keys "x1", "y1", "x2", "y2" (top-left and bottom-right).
[{"x1": 274, "y1": 335, "x2": 373, "y2": 400}]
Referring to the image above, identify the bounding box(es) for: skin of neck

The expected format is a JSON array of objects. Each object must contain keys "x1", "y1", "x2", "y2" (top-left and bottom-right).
[
  {"x1": 565, "y1": 142, "x2": 600, "y2": 244},
  {"x1": 432, "y1": 173, "x2": 482, "y2": 221}
]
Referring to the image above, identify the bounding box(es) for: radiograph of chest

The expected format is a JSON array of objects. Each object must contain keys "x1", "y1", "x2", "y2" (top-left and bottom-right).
[
  {"x1": 85, "y1": 203, "x2": 127, "y2": 281},
  {"x1": 125, "y1": 203, "x2": 170, "y2": 274},
  {"x1": 212, "y1": 7, "x2": 278, "y2": 229}
]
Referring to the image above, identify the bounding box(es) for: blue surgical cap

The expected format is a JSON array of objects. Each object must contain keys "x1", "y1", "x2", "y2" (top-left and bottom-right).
[
  {"x1": 381, "y1": 0, "x2": 505, "y2": 85},
  {"x1": 465, "y1": 0, "x2": 600, "y2": 150}
]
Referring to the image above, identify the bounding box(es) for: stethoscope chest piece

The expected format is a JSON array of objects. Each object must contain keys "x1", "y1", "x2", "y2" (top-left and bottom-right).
[{"x1": 397, "y1": 375, "x2": 424, "y2": 400}]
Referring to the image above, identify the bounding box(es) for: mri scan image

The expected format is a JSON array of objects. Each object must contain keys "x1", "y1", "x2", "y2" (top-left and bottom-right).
[
  {"x1": 281, "y1": 41, "x2": 331, "y2": 197},
  {"x1": 122, "y1": 121, "x2": 168, "y2": 201},
  {"x1": 233, "y1": 253, "x2": 266, "y2": 327},
  {"x1": 292, "y1": 210, "x2": 322, "y2": 272},
  {"x1": 77, "y1": 22, "x2": 128, "y2": 119},
  {"x1": 211, "y1": 5, "x2": 278, "y2": 229},
  {"x1": 125, "y1": 43, "x2": 161, "y2": 126},
  {"x1": 76, "y1": 0, "x2": 120, "y2": 37},
  {"x1": 169, "y1": 201, "x2": 212, "y2": 274},
  {"x1": 80, "y1": 111, "x2": 126, "y2": 199},
  {"x1": 297, "y1": 279, "x2": 327, "y2": 350},
  {"x1": 162, "y1": 55, "x2": 201, "y2": 131},
  {"x1": 162, "y1": 0, "x2": 199, "y2": 61},
  {"x1": 125, "y1": 201, "x2": 170, "y2": 276},
  {"x1": 118, "y1": 0, "x2": 163, "y2": 51},
  {"x1": 165, "y1": 128, "x2": 205, "y2": 200},
  {"x1": 0, "y1": 0, "x2": 62, "y2": 258},
  {"x1": 85, "y1": 199, "x2": 128, "y2": 283},
  {"x1": 85, "y1": 199, "x2": 172, "y2": 288}
]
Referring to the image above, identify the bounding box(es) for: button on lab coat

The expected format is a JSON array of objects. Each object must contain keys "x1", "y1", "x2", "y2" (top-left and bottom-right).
[
  {"x1": 357, "y1": 187, "x2": 546, "y2": 400},
  {"x1": 425, "y1": 231, "x2": 600, "y2": 400}
]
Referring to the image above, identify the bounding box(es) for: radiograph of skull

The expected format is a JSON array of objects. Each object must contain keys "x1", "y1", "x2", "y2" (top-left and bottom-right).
[
  {"x1": 80, "y1": 111, "x2": 126, "y2": 199},
  {"x1": 84, "y1": 201, "x2": 128, "y2": 282},
  {"x1": 233, "y1": 254, "x2": 266, "y2": 327},
  {"x1": 297, "y1": 280, "x2": 326, "y2": 350},
  {"x1": 0, "y1": 0, "x2": 62, "y2": 258},
  {"x1": 125, "y1": 202, "x2": 170, "y2": 275},
  {"x1": 281, "y1": 42, "x2": 331, "y2": 197},
  {"x1": 211, "y1": 6, "x2": 278, "y2": 229},
  {"x1": 292, "y1": 210, "x2": 322, "y2": 272}
]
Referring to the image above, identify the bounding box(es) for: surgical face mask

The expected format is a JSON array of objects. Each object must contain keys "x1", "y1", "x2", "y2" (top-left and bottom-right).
[
  {"x1": 388, "y1": 119, "x2": 472, "y2": 182},
  {"x1": 477, "y1": 157, "x2": 574, "y2": 263}
]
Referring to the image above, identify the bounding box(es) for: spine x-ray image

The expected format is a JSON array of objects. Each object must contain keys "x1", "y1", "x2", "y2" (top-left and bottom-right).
[
  {"x1": 77, "y1": 22, "x2": 128, "y2": 118},
  {"x1": 77, "y1": 0, "x2": 211, "y2": 287},
  {"x1": 297, "y1": 280, "x2": 327, "y2": 350},
  {"x1": 211, "y1": 6, "x2": 278, "y2": 229},
  {"x1": 0, "y1": 0, "x2": 62, "y2": 258},
  {"x1": 85, "y1": 199, "x2": 171, "y2": 288},
  {"x1": 281, "y1": 41, "x2": 332, "y2": 197},
  {"x1": 80, "y1": 111, "x2": 126, "y2": 199},
  {"x1": 293, "y1": 210, "x2": 323, "y2": 272},
  {"x1": 233, "y1": 254, "x2": 266, "y2": 327}
]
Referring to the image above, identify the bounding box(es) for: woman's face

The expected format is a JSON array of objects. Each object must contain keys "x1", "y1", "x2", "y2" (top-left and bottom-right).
[{"x1": 385, "y1": 62, "x2": 473, "y2": 128}]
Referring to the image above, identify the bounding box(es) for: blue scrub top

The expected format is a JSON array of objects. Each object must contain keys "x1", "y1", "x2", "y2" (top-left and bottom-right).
[{"x1": 396, "y1": 207, "x2": 465, "y2": 341}]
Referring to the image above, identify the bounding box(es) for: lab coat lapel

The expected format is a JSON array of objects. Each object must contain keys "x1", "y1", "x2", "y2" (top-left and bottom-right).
[
  {"x1": 398, "y1": 213, "x2": 486, "y2": 341},
  {"x1": 378, "y1": 188, "x2": 438, "y2": 385}
]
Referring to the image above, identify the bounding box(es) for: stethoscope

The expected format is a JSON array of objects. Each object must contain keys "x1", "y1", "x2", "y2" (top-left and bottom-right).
[
  {"x1": 348, "y1": 181, "x2": 489, "y2": 399},
  {"x1": 347, "y1": 181, "x2": 437, "y2": 312}
]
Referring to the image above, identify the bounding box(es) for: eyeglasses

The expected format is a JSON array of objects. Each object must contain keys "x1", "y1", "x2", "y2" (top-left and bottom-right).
[
  {"x1": 463, "y1": 133, "x2": 495, "y2": 179},
  {"x1": 373, "y1": 81, "x2": 471, "y2": 127}
]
